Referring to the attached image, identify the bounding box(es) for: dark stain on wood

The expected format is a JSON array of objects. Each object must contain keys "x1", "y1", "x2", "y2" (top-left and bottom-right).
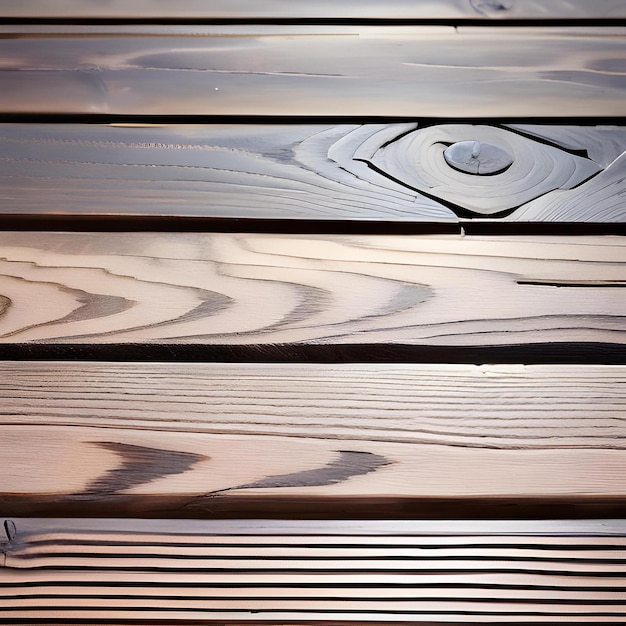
[
  {"x1": 1, "y1": 519, "x2": 16, "y2": 544},
  {"x1": 0, "y1": 295, "x2": 11, "y2": 318},
  {"x1": 0, "y1": 274, "x2": 132, "y2": 340},
  {"x1": 226, "y1": 450, "x2": 390, "y2": 491},
  {"x1": 79, "y1": 442, "x2": 207, "y2": 496},
  {"x1": 517, "y1": 279, "x2": 626, "y2": 288}
]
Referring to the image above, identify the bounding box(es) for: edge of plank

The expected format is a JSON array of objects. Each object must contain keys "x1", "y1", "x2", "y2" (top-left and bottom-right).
[
  {"x1": 0, "y1": 216, "x2": 625, "y2": 235},
  {"x1": 4, "y1": 518, "x2": 626, "y2": 536},
  {"x1": 0, "y1": 343, "x2": 623, "y2": 365}
]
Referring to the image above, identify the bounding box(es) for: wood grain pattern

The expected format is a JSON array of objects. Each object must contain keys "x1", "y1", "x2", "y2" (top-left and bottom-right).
[
  {"x1": 1, "y1": 362, "x2": 626, "y2": 517},
  {"x1": 1, "y1": 518, "x2": 625, "y2": 623},
  {"x1": 2, "y1": 0, "x2": 625, "y2": 20},
  {"x1": 0, "y1": 26, "x2": 624, "y2": 117},
  {"x1": 3, "y1": 123, "x2": 625, "y2": 222},
  {"x1": 0, "y1": 124, "x2": 455, "y2": 222},
  {"x1": 0, "y1": 232, "x2": 622, "y2": 347}
]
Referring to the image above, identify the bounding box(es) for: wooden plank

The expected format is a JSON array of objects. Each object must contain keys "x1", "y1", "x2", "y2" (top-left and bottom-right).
[
  {"x1": 2, "y1": 123, "x2": 625, "y2": 222},
  {"x1": 0, "y1": 232, "x2": 622, "y2": 348},
  {"x1": 0, "y1": 123, "x2": 455, "y2": 223},
  {"x1": 1, "y1": 362, "x2": 626, "y2": 517},
  {"x1": 8, "y1": 518, "x2": 626, "y2": 535},
  {"x1": 4, "y1": 514, "x2": 626, "y2": 544},
  {"x1": 0, "y1": 26, "x2": 624, "y2": 117},
  {"x1": 2, "y1": 0, "x2": 624, "y2": 20},
  {"x1": 1, "y1": 519, "x2": 625, "y2": 624}
]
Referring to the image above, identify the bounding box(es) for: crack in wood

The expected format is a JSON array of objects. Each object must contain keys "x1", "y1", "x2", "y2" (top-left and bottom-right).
[{"x1": 517, "y1": 280, "x2": 626, "y2": 288}]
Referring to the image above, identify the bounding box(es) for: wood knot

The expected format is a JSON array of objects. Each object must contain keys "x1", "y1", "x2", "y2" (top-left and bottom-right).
[{"x1": 444, "y1": 140, "x2": 513, "y2": 175}]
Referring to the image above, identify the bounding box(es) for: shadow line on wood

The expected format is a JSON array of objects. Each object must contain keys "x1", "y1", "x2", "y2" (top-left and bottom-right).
[
  {"x1": 0, "y1": 343, "x2": 623, "y2": 364},
  {"x1": 3, "y1": 495, "x2": 626, "y2": 521}
]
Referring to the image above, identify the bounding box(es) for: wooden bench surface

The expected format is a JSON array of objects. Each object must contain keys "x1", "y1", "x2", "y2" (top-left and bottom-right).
[{"x1": 0, "y1": 2, "x2": 625, "y2": 623}]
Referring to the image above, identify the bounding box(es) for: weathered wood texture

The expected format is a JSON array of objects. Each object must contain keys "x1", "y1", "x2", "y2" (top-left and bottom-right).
[
  {"x1": 2, "y1": 0, "x2": 625, "y2": 20},
  {"x1": 0, "y1": 124, "x2": 455, "y2": 222},
  {"x1": 0, "y1": 232, "x2": 622, "y2": 347},
  {"x1": 3, "y1": 123, "x2": 625, "y2": 222},
  {"x1": 1, "y1": 26, "x2": 624, "y2": 117},
  {"x1": 1, "y1": 519, "x2": 625, "y2": 623},
  {"x1": 1, "y1": 362, "x2": 625, "y2": 518}
]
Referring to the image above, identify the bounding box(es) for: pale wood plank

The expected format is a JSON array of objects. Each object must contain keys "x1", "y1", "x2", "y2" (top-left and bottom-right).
[
  {"x1": 5, "y1": 569, "x2": 626, "y2": 587},
  {"x1": 0, "y1": 26, "x2": 624, "y2": 117},
  {"x1": 1, "y1": 519, "x2": 625, "y2": 623},
  {"x1": 0, "y1": 233, "x2": 622, "y2": 347},
  {"x1": 2, "y1": 0, "x2": 624, "y2": 20},
  {"x1": 9, "y1": 517, "x2": 626, "y2": 536},
  {"x1": 1, "y1": 363, "x2": 625, "y2": 517}
]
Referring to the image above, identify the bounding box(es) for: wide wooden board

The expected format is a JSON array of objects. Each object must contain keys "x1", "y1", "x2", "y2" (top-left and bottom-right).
[
  {"x1": 2, "y1": 0, "x2": 624, "y2": 20},
  {"x1": 1, "y1": 362, "x2": 625, "y2": 517},
  {"x1": 3, "y1": 123, "x2": 625, "y2": 222},
  {"x1": 0, "y1": 124, "x2": 455, "y2": 222},
  {"x1": 1, "y1": 518, "x2": 625, "y2": 623},
  {"x1": 0, "y1": 26, "x2": 624, "y2": 117},
  {"x1": 0, "y1": 232, "x2": 622, "y2": 348}
]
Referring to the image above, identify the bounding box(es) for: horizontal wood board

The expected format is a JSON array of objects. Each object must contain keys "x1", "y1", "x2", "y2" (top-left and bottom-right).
[
  {"x1": 1, "y1": 518, "x2": 625, "y2": 623},
  {"x1": 2, "y1": 123, "x2": 625, "y2": 222},
  {"x1": 1, "y1": 362, "x2": 625, "y2": 518},
  {"x1": 0, "y1": 232, "x2": 622, "y2": 349},
  {"x1": 0, "y1": 26, "x2": 624, "y2": 117},
  {"x1": 2, "y1": 0, "x2": 625, "y2": 20}
]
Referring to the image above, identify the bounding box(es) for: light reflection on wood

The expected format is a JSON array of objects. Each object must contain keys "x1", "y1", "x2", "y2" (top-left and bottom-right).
[{"x1": 0, "y1": 26, "x2": 624, "y2": 117}]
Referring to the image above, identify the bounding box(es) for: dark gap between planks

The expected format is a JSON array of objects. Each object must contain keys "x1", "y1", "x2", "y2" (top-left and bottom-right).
[
  {"x1": 3, "y1": 494, "x2": 626, "y2": 519},
  {"x1": 2, "y1": 115, "x2": 625, "y2": 125},
  {"x1": 2, "y1": 216, "x2": 624, "y2": 236},
  {"x1": 0, "y1": 343, "x2": 623, "y2": 364},
  {"x1": 2, "y1": 17, "x2": 626, "y2": 27}
]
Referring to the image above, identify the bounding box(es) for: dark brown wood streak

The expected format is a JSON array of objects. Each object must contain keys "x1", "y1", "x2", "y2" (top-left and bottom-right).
[
  {"x1": 80, "y1": 442, "x2": 208, "y2": 497},
  {"x1": 214, "y1": 451, "x2": 390, "y2": 492}
]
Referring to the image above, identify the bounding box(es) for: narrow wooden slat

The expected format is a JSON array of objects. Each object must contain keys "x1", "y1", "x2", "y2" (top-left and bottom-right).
[
  {"x1": 9, "y1": 517, "x2": 626, "y2": 536},
  {"x1": 2, "y1": 610, "x2": 624, "y2": 623},
  {"x1": 3, "y1": 584, "x2": 625, "y2": 602},
  {"x1": 0, "y1": 26, "x2": 624, "y2": 117},
  {"x1": 1, "y1": 519, "x2": 625, "y2": 623},
  {"x1": 1, "y1": 363, "x2": 625, "y2": 517},
  {"x1": 0, "y1": 233, "x2": 622, "y2": 348},
  {"x1": 2, "y1": 0, "x2": 624, "y2": 20},
  {"x1": 3, "y1": 123, "x2": 624, "y2": 222},
  {"x1": 5, "y1": 569, "x2": 626, "y2": 587}
]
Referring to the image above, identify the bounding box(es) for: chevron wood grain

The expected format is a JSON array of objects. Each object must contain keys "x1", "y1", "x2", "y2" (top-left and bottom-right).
[
  {"x1": 0, "y1": 232, "x2": 622, "y2": 347},
  {"x1": 0, "y1": 26, "x2": 624, "y2": 117},
  {"x1": 1, "y1": 362, "x2": 625, "y2": 518}
]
